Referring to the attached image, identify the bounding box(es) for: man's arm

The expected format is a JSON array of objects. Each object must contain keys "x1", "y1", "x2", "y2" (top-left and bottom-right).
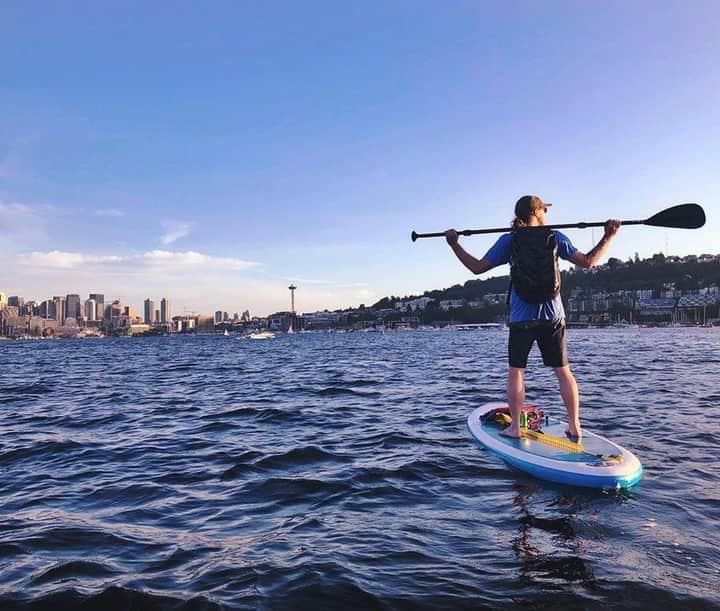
[
  {"x1": 569, "y1": 219, "x2": 621, "y2": 269},
  {"x1": 445, "y1": 230, "x2": 495, "y2": 275}
]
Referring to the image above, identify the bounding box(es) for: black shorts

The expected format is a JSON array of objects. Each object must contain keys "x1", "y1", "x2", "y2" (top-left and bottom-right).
[{"x1": 508, "y1": 319, "x2": 568, "y2": 368}]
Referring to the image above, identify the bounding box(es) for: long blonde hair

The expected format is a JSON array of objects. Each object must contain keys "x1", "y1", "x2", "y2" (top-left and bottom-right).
[{"x1": 511, "y1": 212, "x2": 532, "y2": 230}]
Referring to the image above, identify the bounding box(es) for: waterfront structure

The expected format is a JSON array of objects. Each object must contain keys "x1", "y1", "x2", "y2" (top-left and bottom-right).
[
  {"x1": 198, "y1": 315, "x2": 214, "y2": 332},
  {"x1": 144, "y1": 298, "x2": 155, "y2": 324},
  {"x1": 89, "y1": 294, "x2": 104, "y2": 321},
  {"x1": 160, "y1": 298, "x2": 170, "y2": 323}
]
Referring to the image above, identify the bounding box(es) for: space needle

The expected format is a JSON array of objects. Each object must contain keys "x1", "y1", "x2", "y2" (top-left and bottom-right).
[{"x1": 288, "y1": 284, "x2": 297, "y2": 313}]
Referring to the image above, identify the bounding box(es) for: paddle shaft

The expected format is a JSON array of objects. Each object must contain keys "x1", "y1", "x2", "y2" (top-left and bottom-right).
[
  {"x1": 412, "y1": 219, "x2": 643, "y2": 241},
  {"x1": 411, "y1": 203, "x2": 704, "y2": 241}
]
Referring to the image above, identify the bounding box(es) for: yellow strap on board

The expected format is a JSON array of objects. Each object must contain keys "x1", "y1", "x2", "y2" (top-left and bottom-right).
[
  {"x1": 494, "y1": 411, "x2": 607, "y2": 456},
  {"x1": 521, "y1": 427, "x2": 584, "y2": 453},
  {"x1": 493, "y1": 411, "x2": 622, "y2": 462}
]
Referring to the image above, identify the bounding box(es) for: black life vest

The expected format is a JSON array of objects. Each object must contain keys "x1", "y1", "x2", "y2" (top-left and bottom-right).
[{"x1": 509, "y1": 227, "x2": 561, "y2": 304}]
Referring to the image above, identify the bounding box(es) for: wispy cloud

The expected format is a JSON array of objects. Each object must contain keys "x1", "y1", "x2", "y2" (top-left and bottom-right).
[
  {"x1": 18, "y1": 249, "x2": 257, "y2": 273},
  {"x1": 0, "y1": 202, "x2": 50, "y2": 252},
  {"x1": 94, "y1": 208, "x2": 125, "y2": 218},
  {"x1": 160, "y1": 220, "x2": 193, "y2": 245}
]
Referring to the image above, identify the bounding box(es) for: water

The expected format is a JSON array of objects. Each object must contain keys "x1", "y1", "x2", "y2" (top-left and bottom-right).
[{"x1": 0, "y1": 329, "x2": 719, "y2": 609}]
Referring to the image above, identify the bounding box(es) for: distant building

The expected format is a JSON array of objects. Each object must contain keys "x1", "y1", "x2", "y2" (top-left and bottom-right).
[
  {"x1": 106, "y1": 300, "x2": 123, "y2": 323},
  {"x1": 303, "y1": 310, "x2": 339, "y2": 330},
  {"x1": 160, "y1": 298, "x2": 171, "y2": 323},
  {"x1": 0, "y1": 293, "x2": 7, "y2": 309},
  {"x1": 215, "y1": 310, "x2": 223, "y2": 325},
  {"x1": 85, "y1": 298, "x2": 97, "y2": 321},
  {"x1": 38, "y1": 299, "x2": 54, "y2": 318},
  {"x1": 396, "y1": 297, "x2": 432, "y2": 312},
  {"x1": 144, "y1": 298, "x2": 155, "y2": 324},
  {"x1": 197, "y1": 315, "x2": 214, "y2": 332},
  {"x1": 53, "y1": 296, "x2": 66, "y2": 324},
  {"x1": 89, "y1": 294, "x2": 104, "y2": 321},
  {"x1": 0, "y1": 306, "x2": 22, "y2": 336},
  {"x1": 439, "y1": 299, "x2": 465, "y2": 311},
  {"x1": 20, "y1": 301, "x2": 35, "y2": 317},
  {"x1": 8, "y1": 296, "x2": 24, "y2": 308},
  {"x1": 172, "y1": 315, "x2": 195, "y2": 332},
  {"x1": 127, "y1": 324, "x2": 151, "y2": 335},
  {"x1": 65, "y1": 294, "x2": 81, "y2": 322}
]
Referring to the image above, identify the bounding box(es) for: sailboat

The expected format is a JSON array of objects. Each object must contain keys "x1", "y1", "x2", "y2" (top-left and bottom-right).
[
  {"x1": 224, "y1": 329, "x2": 230, "y2": 337},
  {"x1": 287, "y1": 321, "x2": 294, "y2": 334}
]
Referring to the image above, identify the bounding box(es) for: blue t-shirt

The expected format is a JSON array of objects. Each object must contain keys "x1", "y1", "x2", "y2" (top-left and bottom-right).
[{"x1": 482, "y1": 230, "x2": 577, "y2": 323}]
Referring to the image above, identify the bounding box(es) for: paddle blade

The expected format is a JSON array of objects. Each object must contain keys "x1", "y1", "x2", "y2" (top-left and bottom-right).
[{"x1": 644, "y1": 203, "x2": 705, "y2": 229}]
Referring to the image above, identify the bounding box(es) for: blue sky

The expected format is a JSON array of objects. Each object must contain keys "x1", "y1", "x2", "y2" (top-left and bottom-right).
[{"x1": 1, "y1": 1, "x2": 718, "y2": 316}]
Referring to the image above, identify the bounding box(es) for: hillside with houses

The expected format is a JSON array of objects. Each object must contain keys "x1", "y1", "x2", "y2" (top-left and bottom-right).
[{"x1": 374, "y1": 253, "x2": 720, "y2": 327}]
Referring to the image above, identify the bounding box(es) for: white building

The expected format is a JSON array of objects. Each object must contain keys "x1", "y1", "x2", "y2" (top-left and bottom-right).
[
  {"x1": 85, "y1": 299, "x2": 97, "y2": 321},
  {"x1": 396, "y1": 297, "x2": 433, "y2": 312},
  {"x1": 439, "y1": 299, "x2": 465, "y2": 311}
]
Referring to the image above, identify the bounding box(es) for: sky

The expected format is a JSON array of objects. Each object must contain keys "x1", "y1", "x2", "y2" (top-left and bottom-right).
[{"x1": 1, "y1": 1, "x2": 718, "y2": 316}]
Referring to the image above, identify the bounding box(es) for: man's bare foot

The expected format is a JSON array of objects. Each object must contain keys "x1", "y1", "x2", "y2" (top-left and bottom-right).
[
  {"x1": 500, "y1": 427, "x2": 522, "y2": 439},
  {"x1": 565, "y1": 429, "x2": 582, "y2": 442}
]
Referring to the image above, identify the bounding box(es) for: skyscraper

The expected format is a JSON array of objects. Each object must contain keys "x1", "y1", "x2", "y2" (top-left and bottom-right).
[
  {"x1": 144, "y1": 299, "x2": 155, "y2": 324},
  {"x1": 65, "y1": 294, "x2": 81, "y2": 321},
  {"x1": 53, "y1": 296, "x2": 65, "y2": 324},
  {"x1": 39, "y1": 300, "x2": 54, "y2": 318},
  {"x1": 85, "y1": 299, "x2": 96, "y2": 321},
  {"x1": 89, "y1": 294, "x2": 104, "y2": 321},
  {"x1": 160, "y1": 298, "x2": 170, "y2": 323}
]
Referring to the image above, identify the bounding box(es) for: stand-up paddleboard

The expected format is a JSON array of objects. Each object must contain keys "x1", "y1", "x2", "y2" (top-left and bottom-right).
[{"x1": 467, "y1": 402, "x2": 642, "y2": 489}]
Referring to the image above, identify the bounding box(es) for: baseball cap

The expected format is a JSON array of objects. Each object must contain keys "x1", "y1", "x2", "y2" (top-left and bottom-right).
[{"x1": 514, "y1": 195, "x2": 551, "y2": 218}]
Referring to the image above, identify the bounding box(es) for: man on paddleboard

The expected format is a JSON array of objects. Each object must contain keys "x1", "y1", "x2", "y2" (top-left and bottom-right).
[{"x1": 445, "y1": 195, "x2": 620, "y2": 440}]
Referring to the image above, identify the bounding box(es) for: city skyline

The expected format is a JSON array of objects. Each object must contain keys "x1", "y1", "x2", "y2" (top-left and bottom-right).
[
  {"x1": 4, "y1": 249, "x2": 719, "y2": 322},
  {"x1": 1, "y1": 3, "x2": 718, "y2": 316}
]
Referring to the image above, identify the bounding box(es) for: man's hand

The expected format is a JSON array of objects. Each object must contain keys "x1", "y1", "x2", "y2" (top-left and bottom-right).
[
  {"x1": 445, "y1": 229, "x2": 459, "y2": 246},
  {"x1": 604, "y1": 219, "x2": 621, "y2": 239}
]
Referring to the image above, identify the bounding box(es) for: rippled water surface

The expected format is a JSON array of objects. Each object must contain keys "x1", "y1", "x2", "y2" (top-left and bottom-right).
[{"x1": 1, "y1": 329, "x2": 719, "y2": 609}]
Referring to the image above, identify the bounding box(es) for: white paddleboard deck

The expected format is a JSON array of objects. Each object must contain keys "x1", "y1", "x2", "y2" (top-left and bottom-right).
[{"x1": 467, "y1": 402, "x2": 643, "y2": 489}]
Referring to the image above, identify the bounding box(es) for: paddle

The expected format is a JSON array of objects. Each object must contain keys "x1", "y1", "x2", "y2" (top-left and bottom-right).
[{"x1": 410, "y1": 203, "x2": 706, "y2": 242}]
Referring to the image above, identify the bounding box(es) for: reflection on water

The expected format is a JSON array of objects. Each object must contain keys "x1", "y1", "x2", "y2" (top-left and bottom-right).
[{"x1": 512, "y1": 483, "x2": 597, "y2": 586}]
